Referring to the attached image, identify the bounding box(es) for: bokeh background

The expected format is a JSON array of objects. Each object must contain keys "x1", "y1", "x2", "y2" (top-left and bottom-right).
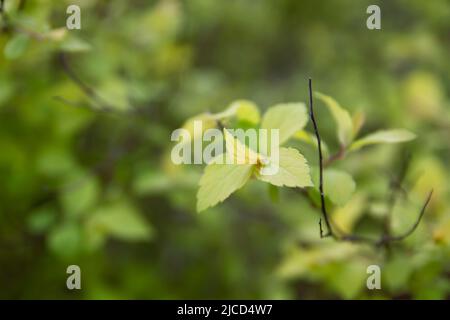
[{"x1": 0, "y1": 0, "x2": 449, "y2": 299}]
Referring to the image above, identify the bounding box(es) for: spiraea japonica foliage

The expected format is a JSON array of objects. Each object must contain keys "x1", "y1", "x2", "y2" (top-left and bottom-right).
[{"x1": 177, "y1": 90, "x2": 418, "y2": 221}]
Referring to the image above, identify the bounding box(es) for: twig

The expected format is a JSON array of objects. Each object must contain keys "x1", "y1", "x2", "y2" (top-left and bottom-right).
[
  {"x1": 307, "y1": 78, "x2": 433, "y2": 246},
  {"x1": 377, "y1": 190, "x2": 433, "y2": 245},
  {"x1": 308, "y1": 79, "x2": 333, "y2": 238},
  {"x1": 58, "y1": 52, "x2": 116, "y2": 112},
  {"x1": 1, "y1": 1, "x2": 40, "y2": 38},
  {"x1": 56, "y1": 52, "x2": 150, "y2": 119},
  {"x1": 324, "y1": 146, "x2": 345, "y2": 167}
]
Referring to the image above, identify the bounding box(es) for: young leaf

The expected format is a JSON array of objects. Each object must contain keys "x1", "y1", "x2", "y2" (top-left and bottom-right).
[
  {"x1": 60, "y1": 175, "x2": 99, "y2": 217},
  {"x1": 352, "y1": 110, "x2": 366, "y2": 137},
  {"x1": 349, "y1": 129, "x2": 416, "y2": 152},
  {"x1": 197, "y1": 161, "x2": 254, "y2": 212},
  {"x1": 221, "y1": 100, "x2": 260, "y2": 123},
  {"x1": 27, "y1": 207, "x2": 56, "y2": 234},
  {"x1": 293, "y1": 130, "x2": 315, "y2": 144},
  {"x1": 256, "y1": 147, "x2": 313, "y2": 188},
  {"x1": 315, "y1": 92, "x2": 353, "y2": 147},
  {"x1": 4, "y1": 34, "x2": 30, "y2": 60},
  {"x1": 87, "y1": 202, "x2": 153, "y2": 242},
  {"x1": 332, "y1": 193, "x2": 366, "y2": 232},
  {"x1": 323, "y1": 169, "x2": 356, "y2": 206},
  {"x1": 311, "y1": 168, "x2": 356, "y2": 206},
  {"x1": 235, "y1": 100, "x2": 260, "y2": 124},
  {"x1": 261, "y1": 103, "x2": 308, "y2": 145},
  {"x1": 181, "y1": 113, "x2": 217, "y2": 142},
  {"x1": 213, "y1": 100, "x2": 260, "y2": 124},
  {"x1": 48, "y1": 222, "x2": 82, "y2": 258},
  {"x1": 223, "y1": 128, "x2": 260, "y2": 164}
]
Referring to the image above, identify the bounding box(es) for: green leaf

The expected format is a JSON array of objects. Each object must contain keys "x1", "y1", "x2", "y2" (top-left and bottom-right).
[
  {"x1": 98, "y1": 79, "x2": 131, "y2": 111},
  {"x1": 315, "y1": 92, "x2": 353, "y2": 147},
  {"x1": 4, "y1": 34, "x2": 30, "y2": 60},
  {"x1": 60, "y1": 175, "x2": 99, "y2": 217},
  {"x1": 214, "y1": 100, "x2": 260, "y2": 124},
  {"x1": 27, "y1": 207, "x2": 56, "y2": 234},
  {"x1": 133, "y1": 170, "x2": 172, "y2": 195},
  {"x1": 48, "y1": 222, "x2": 82, "y2": 258},
  {"x1": 197, "y1": 161, "x2": 254, "y2": 212},
  {"x1": 256, "y1": 147, "x2": 313, "y2": 188},
  {"x1": 87, "y1": 202, "x2": 153, "y2": 243},
  {"x1": 312, "y1": 168, "x2": 356, "y2": 206},
  {"x1": 261, "y1": 103, "x2": 308, "y2": 145},
  {"x1": 234, "y1": 100, "x2": 260, "y2": 124},
  {"x1": 327, "y1": 261, "x2": 366, "y2": 299},
  {"x1": 181, "y1": 113, "x2": 217, "y2": 142},
  {"x1": 349, "y1": 129, "x2": 416, "y2": 152},
  {"x1": 277, "y1": 243, "x2": 358, "y2": 279},
  {"x1": 223, "y1": 128, "x2": 259, "y2": 164},
  {"x1": 332, "y1": 193, "x2": 365, "y2": 232},
  {"x1": 324, "y1": 169, "x2": 356, "y2": 206},
  {"x1": 384, "y1": 253, "x2": 414, "y2": 292},
  {"x1": 352, "y1": 110, "x2": 366, "y2": 137}
]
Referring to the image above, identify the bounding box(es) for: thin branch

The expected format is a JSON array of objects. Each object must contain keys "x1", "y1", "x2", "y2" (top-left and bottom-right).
[
  {"x1": 56, "y1": 53, "x2": 151, "y2": 119},
  {"x1": 324, "y1": 146, "x2": 345, "y2": 167},
  {"x1": 58, "y1": 52, "x2": 117, "y2": 112},
  {"x1": 1, "y1": 1, "x2": 41, "y2": 39},
  {"x1": 15, "y1": 24, "x2": 45, "y2": 40},
  {"x1": 308, "y1": 78, "x2": 333, "y2": 238},
  {"x1": 377, "y1": 190, "x2": 433, "y2": 245},
  {"x1": 52, "y1": 95, "x2": 117, "y2": 115},
  {"x1": 307, "y1": 78, "x2": 433, "y2": 246}
]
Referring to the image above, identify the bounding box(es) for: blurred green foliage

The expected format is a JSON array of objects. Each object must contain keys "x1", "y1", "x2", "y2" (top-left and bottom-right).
[{"x1": 0, "y1": 0, "x2": 449, "y2": 299}]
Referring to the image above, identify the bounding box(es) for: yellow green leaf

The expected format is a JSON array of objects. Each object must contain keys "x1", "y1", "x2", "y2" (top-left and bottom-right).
[
  {"x1": 349, "y1": 129, "x2": 416, "y2": 152},
  {"x1": 60, "y1": 174, "x2": 99, "y2": 217},
  {"x1": 261, "y1": 103, "x2": 308, "y2": 145},
  {"x1": 235, "y1": 100, "x2": 260, "y2": 124},
  {"x1": 223, "y1": 128, "x2": 260, "y2": 164},
  {"x1": 311, "y1": 168, "x2": 356, "y2": 206},
  {"x1": 4, "y1": 34, "x2": 30, "y2": 60},
  {"x1": 315, "y1": 92, "x2": 354, "y2": 147},
  {"x1": 324, "y1": 169, "x2": 356, "y2": 206},
  {"x1": 86, "y1": 202, "x2": 153, "y2": 243},
  {"x1": 352, "y1": 110, "x2": 366, "y2": 137},
  {"x1": 214, "y1": 100, "x2": 260, "y2": 124},
  {"x1": 277, "y1": 243, "x2": 358, "y2": 279},
  {"x1": 197, "y1": 161, "x2": 254, "y2": 212},
  {"x1": 256, "y1": 147, "x2": 313, "y2": 188},
  {"x1": 332, "y1": 193, "x2": 365, "y2": 233},
  {"x1": 181, "y1": 113, "x2": 217, "y2": 142}
]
